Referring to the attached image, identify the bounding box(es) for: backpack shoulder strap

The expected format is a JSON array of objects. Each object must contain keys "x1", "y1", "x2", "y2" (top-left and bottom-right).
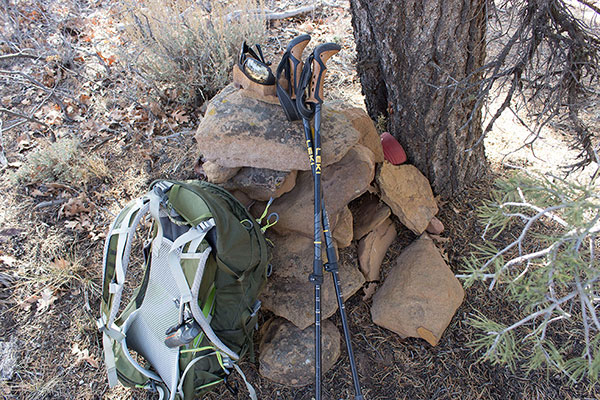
[{"x1": 98, "y1": 186, "x2": 167, "y2": 387}]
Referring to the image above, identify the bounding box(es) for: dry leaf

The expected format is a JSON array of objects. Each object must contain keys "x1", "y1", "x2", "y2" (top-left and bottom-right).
[
  {"x1": 65, "y1": 220, "x2": 82, "y2": 231},
  {"x1": 89, "y1": 230, "x2": 105, "y2": 241},
  {"x1": 72, "y1": 343, "x2": 99, "y2": 368},
  {"x1": 30, "y1": 188, "x2": 45, "y2": 197},
  {"x1": 21, "y1": 294, "x2": 40, "y2": 311},
  {"x1": 51, "y1": 258, "x2": 70, "y2": 271},
  {"x1": 16, "y1": 133, "x2": 33, "y2": 151},
  {"x1": 37, "y1": 288, "x2": 57, "y2": 313},
  {"x1": 172, "y1": 109, "x2": 189, "y2": 124},
  {"x1": 60, "y1": 196, "x2": 93, "y2": 217}
]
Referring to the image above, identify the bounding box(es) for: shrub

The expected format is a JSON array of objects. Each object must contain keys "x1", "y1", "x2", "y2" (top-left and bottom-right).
[
  {"x1": 13, "y1": 138, "x2": 108, "y2": 185},
  {"x1": 120, "y1": 0, "x2": 266, "y2": 105},
  {"x1": 460, "y1": 171, "x2": 600, "y2": 382}
]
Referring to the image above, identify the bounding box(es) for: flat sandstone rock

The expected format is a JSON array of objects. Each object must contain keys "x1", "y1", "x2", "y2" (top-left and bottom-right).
[
  {"x1": 259, "y1": 318, "x2": 340, "y2": 386},
  {"x1": 196, "y1": 84, "x2": 362, "y2": 171},
  {"x1": 371, "y1": 234, "x2": 464, "y2": 346},
  {"x1": 352, "y1": 193, "x2": 392, "y2": 240},
  {"x1": 267, "y1": 145, "x2": 376, "y2": 238},
  {"x1": 222, "y1": 168, "x2": 297, "y2": 201},
  {"x1": 261, "y1": 234, "x2": 365, "y2": 330},
  {"x1": 358, "y1": 218, "x2": 396, "y2": 281},
  {"x1": 377, "y1": 162, "x2": 438, "y2": 234}
]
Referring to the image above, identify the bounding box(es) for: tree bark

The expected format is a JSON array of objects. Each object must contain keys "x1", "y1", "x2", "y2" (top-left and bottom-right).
[{"x1": 349, "y1": 0, "x2": 488, "y2": 197}]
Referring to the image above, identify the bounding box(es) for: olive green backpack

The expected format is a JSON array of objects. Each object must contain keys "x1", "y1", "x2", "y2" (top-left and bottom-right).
[{"x1": 98, "y1": 180, "x2": 271, "y2": 399}]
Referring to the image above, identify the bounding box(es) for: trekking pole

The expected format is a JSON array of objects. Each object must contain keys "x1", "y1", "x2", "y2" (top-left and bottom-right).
[
  {"x1": 297, "y1": 43, "x2": 364, "y2": 400},
  {"x1": 276, "y1": 34, "x2": 311, "y2": 121}
]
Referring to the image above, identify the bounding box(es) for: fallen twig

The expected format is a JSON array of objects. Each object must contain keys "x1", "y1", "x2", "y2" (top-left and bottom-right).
[
  {"x1": 34, "y1": 198, "x2": 68, "y2": 209},
  {"x1": 0, "y1": 51, "x2": 41, "y2": 62},
  {"x1": 0, "y1": 107, "x2": 51, "y2": 129},
  {"x1": 226, "y1": 4, "x2": 320, "y2": 23},
  {"x1": 0, "y1": 120, "x2": 7, "y2": 168}
]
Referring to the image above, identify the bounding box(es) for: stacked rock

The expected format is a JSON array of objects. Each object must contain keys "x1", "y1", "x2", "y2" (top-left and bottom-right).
[{"x1": 195, "y1": 84, "x2": 464, "y2": 385}]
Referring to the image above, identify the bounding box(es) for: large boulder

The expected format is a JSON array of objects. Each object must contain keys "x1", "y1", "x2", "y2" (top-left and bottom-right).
[
  {"x1": 371, "y1": 234, "x2": 464, "y2": 346},
  {"x1": 261, "y1": 234, "x2": 365, "y2": 329},
  {"x1": 377, "y1": 163, "x2": 438, "y2": 235},
  {"x1": 259, "y1": 318, "x2": 340, "y2": 386},
  {"x1": 222, "y1": 168, "x2": 297, "y2": 201},
  {"x1": 266, "y1": 145, "x2": 376, "y2": 238},
  {"x1": 196, "y1": 84, "x2": 362, "y2": 171},
  {"x1": 358, "y1": 218, "x2": 396, "y2": 282}
]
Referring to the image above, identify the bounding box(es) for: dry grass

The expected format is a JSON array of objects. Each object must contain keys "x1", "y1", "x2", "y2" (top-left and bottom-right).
[{"x1": 120, "y1": 0, "x2": 266, "y2": 105}]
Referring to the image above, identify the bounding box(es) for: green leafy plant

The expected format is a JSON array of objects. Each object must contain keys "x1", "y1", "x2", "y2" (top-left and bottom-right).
[
  {"x1": 460, "y1": 170, "x2": 600, "y2": 382},
  {"x1": 121, "y1": 0, "x2": 266, "y2": 105}
]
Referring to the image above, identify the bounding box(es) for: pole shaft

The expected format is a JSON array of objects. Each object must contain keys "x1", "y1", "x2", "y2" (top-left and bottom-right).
[{"x1": 314, "y1": 104, "x2": 364, "y2": 400}]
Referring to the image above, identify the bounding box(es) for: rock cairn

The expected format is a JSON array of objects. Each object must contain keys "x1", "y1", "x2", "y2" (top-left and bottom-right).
[{"x1": 196, "y1": 84, "x2": 464, "y2": 385}]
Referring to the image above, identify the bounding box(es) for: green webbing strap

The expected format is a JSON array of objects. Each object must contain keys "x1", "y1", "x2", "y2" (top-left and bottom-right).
[
  {"x1": 254, "y1": 197, "x2": 279, "y2": 233},
  {"x1": 255, "y1": 197, "x2": 274, "y2": 224},
  {"x1": 189, "y1": 243, "x2": 240, "y2": 361}
]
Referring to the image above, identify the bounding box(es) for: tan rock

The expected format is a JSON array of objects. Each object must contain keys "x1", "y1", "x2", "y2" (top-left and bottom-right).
[
  {"x1": 352, "y1": 193, "x2": 392, "y2": 240},
  {"x1": 202, "y1": 161, "x2": 240, "y2": 184},
  {"x1": 259, "y1": 318, "x2": 340, "y2": 386},
  {"x1": 377, "y1": 163, "x2": 438, "y2": 234},
  {"x1": 333, "y1": 206, "x2": 353, "y2": 248},
  {"x1": 268, "y1": 145, "x2": 375, "y2": 237},
  {"x1": 341, "y1": 106, "x2": 385, "y2": 163},
  {"x1": 223, "y1": 168, "x2": 297, "y2": 201},
  {"x1": 261, "y1": 234, "x2": 365, "y2": 329},
  {"x1": 358, "y1": 218, "x2": 396, "y2": 281},
  {"x1": 231, "y1": 190, "x2": 253, "y2": 209},
  {"x1": 371, "y1": 234, "x2": 464, "y2": 346},
  {"x1": 196, "y1": 84, "x2": 361, "y2": 171}
]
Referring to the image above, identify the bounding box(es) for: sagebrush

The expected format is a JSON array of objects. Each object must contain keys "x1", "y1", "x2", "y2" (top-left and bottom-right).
[
  {"x1": 120, "y1": 0, "x2": 266, "y2": 105},
  {"x1": 13, "y1": 137, "x2": 108, "y2": 185}
]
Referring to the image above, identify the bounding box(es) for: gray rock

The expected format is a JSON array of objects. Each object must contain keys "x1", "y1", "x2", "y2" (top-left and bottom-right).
[
  {"x1": 259, "y1": 318, "x2": 340, "y2": 386},
  {"x1": 261, "y1": 234, "x2": 365, "y2": 329},
  {"x1": 223, "y1": 168, "x2": 297, "y2": 201},
  {"x1": 0, "y1": 339, "x2": 17, "y2": 380},
  {"x1": 352, "y1": 193, "x2": 392, "y2": 240},
  {"x1": 371, "y1": 234, "x2": 464, "y2": 346},
  {"x1": 377, "y1": 163, "x2": 439, "y2": 234},
  {"x1": 196, "y1": 84, "x2": 362, "y2": 171},
  {"x1": 267, "y1": 145, "x2": 376, "y2": 238},
  {"x1": 358, "y1": 218, "x2": 396, "y2": 281}
]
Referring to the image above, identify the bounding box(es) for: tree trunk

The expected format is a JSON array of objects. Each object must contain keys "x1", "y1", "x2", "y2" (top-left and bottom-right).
[{"x1": 349, "y1": 0, "x2": 488, "y2": 197}]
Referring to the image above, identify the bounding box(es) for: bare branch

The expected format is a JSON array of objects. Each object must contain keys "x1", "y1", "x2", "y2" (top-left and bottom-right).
[
  {"x1": 0, "y1": 107, "x2": 50, "y2": 129},
  {"x1": 0, "y1": 50, "x2": 42, "y2": 61}
]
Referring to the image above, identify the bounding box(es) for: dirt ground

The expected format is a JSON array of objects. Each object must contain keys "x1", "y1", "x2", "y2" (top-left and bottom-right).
[{"x1": 0, "y1": 1, "x2": 598, "y2": 399}]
